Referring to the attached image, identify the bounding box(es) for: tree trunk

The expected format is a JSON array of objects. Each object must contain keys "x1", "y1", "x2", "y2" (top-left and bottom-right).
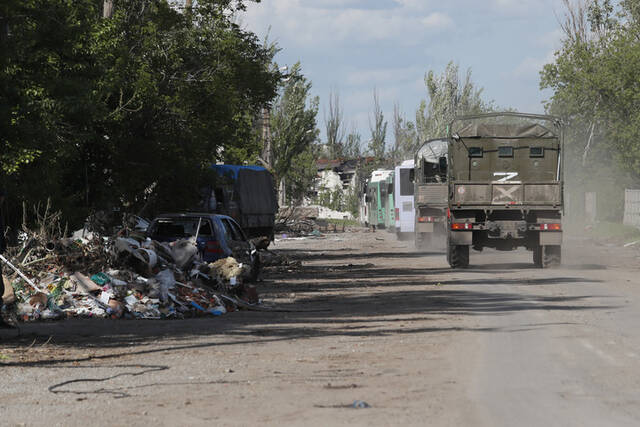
[
  {"x1": 582, "y1": 120, "x2": 596, "y2": 166},
  {"x1": 103, "y1": 0, "x2": 114, "y2": 18}
]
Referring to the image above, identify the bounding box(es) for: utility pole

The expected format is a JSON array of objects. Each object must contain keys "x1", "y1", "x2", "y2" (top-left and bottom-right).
[
  {"x1": 103, "y1": 0, "x2": 114, "y2": 18},
  {"x1": 261, "y1": 107, "x2": 272, "y2": 168}
]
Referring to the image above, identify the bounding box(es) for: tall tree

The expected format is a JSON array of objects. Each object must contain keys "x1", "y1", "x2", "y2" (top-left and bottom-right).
[
  {"x1": 324, "y1": 89, "x2": 346, "y2": 159},
  {"x1": 368, "y1": 89, "x2": 387, "y2": 160},
  {"x1": 539, "y1": 0, "x2": 640, "y2": 219},
  {"x1": 270, "y1": 62, "x2": 320, "y2": 204},
  {"x1": 416, "y1": 61, "x2": 492, "y2": 142},
  {"x1": 391, "y1": 102, "x2": 418, "y2": 162},
  {"x1": 343, "y1": 124, "x2": 363, "y2": 158}
]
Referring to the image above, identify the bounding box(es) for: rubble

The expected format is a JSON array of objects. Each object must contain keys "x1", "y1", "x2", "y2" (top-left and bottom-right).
[
  {"x1": 0, "y1": 220, "x2": 261, "y2": 324},
  {"x1": 275, "y1": 206, "x2": 358, "y2": 237}
]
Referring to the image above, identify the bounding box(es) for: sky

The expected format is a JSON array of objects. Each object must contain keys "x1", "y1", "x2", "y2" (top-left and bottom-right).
[{"x1": 240, "y1": 0, "x2": 567, "y2": 144}]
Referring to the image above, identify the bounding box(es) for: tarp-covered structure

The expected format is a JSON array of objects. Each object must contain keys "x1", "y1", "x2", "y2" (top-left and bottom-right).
[
  {"x1": 210, "y1": 165, "x2": 277, "y2": 215},
  {"x1": 416, "y1": 139, "x2": 448, "y2": 164},
  {"x1": 235, "y1": 168, "x2": 278, "y2": 215}
]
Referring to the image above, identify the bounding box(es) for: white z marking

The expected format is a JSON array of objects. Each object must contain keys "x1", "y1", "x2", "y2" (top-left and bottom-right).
[
  {"x1": 493, "y1": 172, "x2": 519, "y2": 183},
  {"x1": 495, "y1": 186, "x2": 519, "y2": 199}
]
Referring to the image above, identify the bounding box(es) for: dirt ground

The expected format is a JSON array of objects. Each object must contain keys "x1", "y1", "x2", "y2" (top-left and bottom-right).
[{"x1": 2, "y1": 229, "x2": 640, "y2": 426}]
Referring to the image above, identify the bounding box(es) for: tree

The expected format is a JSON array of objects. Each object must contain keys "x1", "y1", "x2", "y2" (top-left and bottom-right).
[
  {"x1": 416, "y1": 61, "x2": 492, "y2": 142},
  {"x1": 286, "y1": 144, "x2": 320, "y2": 204},
  {"x1": 324, "y1": 89, "x2": 346, "y2": 159},
  {"x1": 343, "y1": 124, "x2": 363, "y2": 158},
  {"x1": 270, "y1": 62, "x2": 320, "y2": 204},
  {"x1": 540, "y1": 0, "x2": 640, "y2": 220},
  {"x1": 0, "y1": 0, "x2": 280, "y2": 229},
  {"x1": 391, "y1": 102, "x2": 418, "y2": 162},
  {"x1": 368, "y1": 89, "x2": 387, "y2": 160}
]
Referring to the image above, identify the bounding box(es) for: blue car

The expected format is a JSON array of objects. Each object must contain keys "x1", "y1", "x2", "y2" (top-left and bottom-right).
[{"x1": 146, "y1": 213, "x2": 257, "y2": 272}]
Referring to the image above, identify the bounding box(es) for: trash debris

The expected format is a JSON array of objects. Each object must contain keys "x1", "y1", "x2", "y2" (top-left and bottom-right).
[
  {"x1": 2, "y1": 275, "x2": 15, "y2": 305},
  {"x1": 352, "y1": 400, "x2": 371, "y2": 409},
  {"x1": 0, "y1": 213, "x2": 264, "y2": 324}
]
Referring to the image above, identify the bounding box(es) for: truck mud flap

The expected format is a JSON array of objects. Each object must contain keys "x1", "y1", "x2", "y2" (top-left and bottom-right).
[
  {"x1": 450, "y1": 231, "x2": 472, "y2": 245},
  {"x1": 417, "y1": 223, "x2": 434, "y2": 233},
  {"x1": 540, "y1": 231, "x2": 562, "y2": 245}
]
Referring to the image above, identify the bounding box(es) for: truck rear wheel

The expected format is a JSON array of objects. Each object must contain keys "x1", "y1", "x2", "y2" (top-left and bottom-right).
[
  {"x1": 448, "y1": 244, "x2": 469, "y2": 268},
  {"x1": 542, "y1": 245, "x2": 561, "y2": 268},
  {"x1": 533, "y1": 245, "x2": 543, "y2": 267}
]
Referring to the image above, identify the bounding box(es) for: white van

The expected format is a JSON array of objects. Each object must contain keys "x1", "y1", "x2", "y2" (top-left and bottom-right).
[{"x1": 394, "y1": 159, "x2": 415, "y2": 238}]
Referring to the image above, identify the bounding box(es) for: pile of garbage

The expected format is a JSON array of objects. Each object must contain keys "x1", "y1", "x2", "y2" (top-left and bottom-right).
[{"x1": 1, "y1": 226, "x2": 259, "y2": 323}]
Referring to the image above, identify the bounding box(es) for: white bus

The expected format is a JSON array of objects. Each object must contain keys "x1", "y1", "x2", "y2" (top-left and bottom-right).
[{"x1": 394, "y1": 159, "x2": 415, "y2": 238}]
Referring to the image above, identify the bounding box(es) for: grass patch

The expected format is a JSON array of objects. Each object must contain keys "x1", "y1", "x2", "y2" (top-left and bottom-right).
[
  {"x1": 587, "y1": 222, "x2": 640, "y2": 244},
  {"x1": 323, "y1": 218, "x2": 360, "y2": 227}
]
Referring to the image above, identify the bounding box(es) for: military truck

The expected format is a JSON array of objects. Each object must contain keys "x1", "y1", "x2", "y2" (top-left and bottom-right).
[
  {"x1": 413, "y1": 139, "x2": 448, "y2": 249},
  {"x1": 446, "y1": 112, "x2": 563, "y2": 268}
]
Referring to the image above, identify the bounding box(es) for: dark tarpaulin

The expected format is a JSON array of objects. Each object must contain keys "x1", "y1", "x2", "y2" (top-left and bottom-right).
[{"x1": 236, "y1": 169, "x2": 277, "y2": 215}]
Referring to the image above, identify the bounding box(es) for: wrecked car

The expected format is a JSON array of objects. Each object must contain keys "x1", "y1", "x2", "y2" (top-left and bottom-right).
[{"x1": 146, "y1": 213, "x2": 259, "y2": 276}]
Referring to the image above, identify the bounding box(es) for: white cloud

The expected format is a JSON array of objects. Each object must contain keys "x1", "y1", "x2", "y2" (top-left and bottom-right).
[
  {"x1": 512, "y1": 50, "x2": 556, "y2": 80},
  {"x1": 421, "y1": 12, "x2": 453, "y2": 30},
  {"x1": 243, "y1": 1, "x2": 453, "y2": 46},
  {"x1": 345, "y1": 66, "x2": 424, "y2": 87},
  {"x1": 242, "y1": 0, "x2": 568, "y2": 142},
  {"x1": 489, "y1": 0, "x2": 556, "y2": 16},
  {"x1": 534, "y1": 28, "x2": 563, "y2": 49}
]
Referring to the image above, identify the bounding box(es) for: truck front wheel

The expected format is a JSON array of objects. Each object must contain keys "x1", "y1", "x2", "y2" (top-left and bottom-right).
[{"x1": 447, "y1": 243, "x2": 469, "y2": 268}]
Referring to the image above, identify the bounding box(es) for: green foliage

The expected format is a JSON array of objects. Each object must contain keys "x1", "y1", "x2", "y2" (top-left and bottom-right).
[
  {"x1": 1, "y1": 0, "x2": 279, "y2": 229},
  {"x1": 317, "y1": 185, "x2": 345, "y2": 211},
  {"x1": 285, "y1": 144, "x2": 319, "y2": 204},
  {"x1": 344, "y1": 187, "x2": 360, "y2": 218},
  {"x1": 325, "y1": 218, "x2": 359, "y2": 227},
  {"x1": 343, "y1": 129, "x2": 363, "y2": 159},
  {"x1": 391, "y1": 103, "x2": 418, "y2": 162},
  {"x1": 416, "y1": 61, "x2": 493, "y2": 141},
  {"x1": 270, "y1": 62, "x2": 320, "y2": 204},
  {"x1": 540, "y1": 0, "x2": 640, "y2": 219}
]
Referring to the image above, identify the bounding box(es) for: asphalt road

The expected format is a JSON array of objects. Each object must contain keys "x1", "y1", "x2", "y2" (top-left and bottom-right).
[{"x1": 1, "y1": 230, "x2": 640, "y2": 426}]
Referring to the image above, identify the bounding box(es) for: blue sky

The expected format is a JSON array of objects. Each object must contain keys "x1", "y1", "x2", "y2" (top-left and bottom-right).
[{"x1": 241, "y1": 0, "x2": 566, "y2": 144}]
